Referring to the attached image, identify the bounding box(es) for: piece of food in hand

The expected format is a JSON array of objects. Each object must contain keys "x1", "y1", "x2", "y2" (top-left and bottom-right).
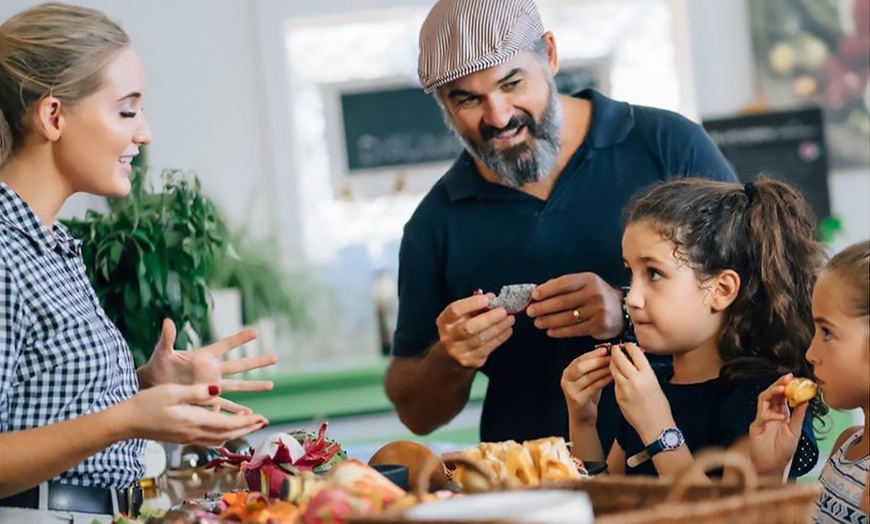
[
  {"x1": 594, "y1": 342, "x2": 615, "y2": 354},
  {"x1": 481, "y1": 284, "x2": 536, "y2": 314},
  {"x1": 367, "y1": 440, "x2": 449, "y2": 491},
  {"x1": 596, "y1": 342, "x2": 637, "y2": 364},
  {"x1": 785, "y1": 377, "x2": 818, "y2": 407}
]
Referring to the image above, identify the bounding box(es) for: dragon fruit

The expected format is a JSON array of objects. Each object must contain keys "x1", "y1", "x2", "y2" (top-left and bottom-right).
[
  {"x1": 325, "y1": 460, "x2": 405, "y2": 511},
  {"x1": 205, "y1": 422, "x2": 345, "y2": 498},
  {"x1": 477, "y1": 284, "x2": 536, "y2": 314},
  {"x1": 301, "y1": 487, "x2": 372, "y2": 524}
]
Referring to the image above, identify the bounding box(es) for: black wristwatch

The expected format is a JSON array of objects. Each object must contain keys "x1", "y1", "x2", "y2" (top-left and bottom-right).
[
  {"x1": 627, "y1": 427, "x2": 685, "y2": 468},
  {"x1": 619, "y1": 286, "x2": 636, "y2": 343}
]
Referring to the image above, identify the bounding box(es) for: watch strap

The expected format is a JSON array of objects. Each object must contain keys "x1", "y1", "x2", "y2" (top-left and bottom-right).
[
  {"x1": 627, "y1": 438, "x2": 665, "y2": 468},
  {"x1": 626, "y1": 449, "x2": 650, "y2": 468},
  {"x1": 627, "y1": 428, "x2": 682, "y2": 468}
]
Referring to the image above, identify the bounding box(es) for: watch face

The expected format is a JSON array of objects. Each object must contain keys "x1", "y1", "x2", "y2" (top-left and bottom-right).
[{"x1": 662, "y1": 429, "x2": 682, "y2": 449}]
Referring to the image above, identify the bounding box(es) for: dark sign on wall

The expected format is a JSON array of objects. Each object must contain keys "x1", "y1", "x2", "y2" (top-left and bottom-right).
[
  {"x1": 702, "y1": 107, "x2": 831, "y2": 220},
  {"x1": 337, "y1": 61, "x2": 608, "y2": 173}
]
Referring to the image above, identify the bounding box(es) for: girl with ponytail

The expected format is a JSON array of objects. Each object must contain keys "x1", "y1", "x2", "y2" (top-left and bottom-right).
[
  {"x1": 750, "y1": 240, "x2": 869, "y2": 522},
  {"x1": 562, "y1": 177, "x2": 826, "y2": 480}
]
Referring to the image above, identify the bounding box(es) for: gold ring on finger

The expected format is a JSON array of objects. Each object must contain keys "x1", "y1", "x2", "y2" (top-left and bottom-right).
[{"x1": 572, "y1": 308, "x2": 584, "y2": 323}]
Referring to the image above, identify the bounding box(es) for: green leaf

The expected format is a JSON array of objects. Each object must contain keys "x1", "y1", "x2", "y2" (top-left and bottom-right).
[
  {"x1": 131, "y1": 228, "x2": 156, "y2": 251},
  {"x1": 138, "y1": 266, "x2": 153, "y2": 306},
  {"x1": 109, "y1": 243, "x2": 123, "y2": 268}
]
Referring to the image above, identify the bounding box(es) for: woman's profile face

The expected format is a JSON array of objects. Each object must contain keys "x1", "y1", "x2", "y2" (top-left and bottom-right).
[{"x1": 53, "y1": 46, "x2": 151, "y2": 197}]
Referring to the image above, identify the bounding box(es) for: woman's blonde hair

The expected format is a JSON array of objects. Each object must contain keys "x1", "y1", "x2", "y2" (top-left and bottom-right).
[{"x1": 0, "y1": 2, "x2": 129, "y2": 167}]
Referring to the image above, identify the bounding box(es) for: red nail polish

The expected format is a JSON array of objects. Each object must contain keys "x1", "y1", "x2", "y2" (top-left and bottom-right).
[{"x1": 208, "y1": 385, "x2": 220, "y2": 396}]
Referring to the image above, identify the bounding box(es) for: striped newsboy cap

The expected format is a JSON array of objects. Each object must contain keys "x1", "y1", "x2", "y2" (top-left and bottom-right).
[{"x1": 417, "y1": 0, "x2": 546, "y2": 94}]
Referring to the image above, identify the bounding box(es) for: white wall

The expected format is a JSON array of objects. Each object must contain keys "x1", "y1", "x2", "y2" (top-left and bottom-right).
[
  {"x1": 0, "y1": 0, "x2": 275, "y2": 235},
  {"x1": 251, "y1": 0, "x2": 436, "y2": 255}
]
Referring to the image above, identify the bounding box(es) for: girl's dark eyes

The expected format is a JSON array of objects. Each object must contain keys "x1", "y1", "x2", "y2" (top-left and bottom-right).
[
  {"x1": 120, "y1": 111, "x2": 138, "y2": 118},
  {"x1": 624, "y1": 267, "x2": 661, "y2": 282},
  {"x1": 820, "y1": 327, "x2": 833, "y2": 341}
]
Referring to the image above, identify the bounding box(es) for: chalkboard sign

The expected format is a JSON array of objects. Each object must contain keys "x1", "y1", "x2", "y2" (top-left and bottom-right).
[
  {"x1": 702, "y1": 107, "x2": 831, "y2": 220},
  {"x1": 340, "y1": 87, "x2": 463, "y2": 172},
  {"x1": 334, "y1": 60, "x2": 609, "y2": 174}
]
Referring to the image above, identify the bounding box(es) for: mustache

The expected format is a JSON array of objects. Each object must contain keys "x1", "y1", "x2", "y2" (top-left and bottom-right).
[{"x1": 480, "y1": 111, "x2": 536, "y2": 142}]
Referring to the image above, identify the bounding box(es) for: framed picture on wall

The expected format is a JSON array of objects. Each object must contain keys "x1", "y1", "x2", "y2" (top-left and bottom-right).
[
  {"x1": 747, "y1": 0, "x2": 869, "y2": 169},
  {"x1": 702, "y1": 107, "x2": 832, "y2": 221}
]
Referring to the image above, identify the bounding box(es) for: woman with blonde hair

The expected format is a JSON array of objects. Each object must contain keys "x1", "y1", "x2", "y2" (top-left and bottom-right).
[{"x1": 0, "y1": 3, "x2": 275, "y2": 522}]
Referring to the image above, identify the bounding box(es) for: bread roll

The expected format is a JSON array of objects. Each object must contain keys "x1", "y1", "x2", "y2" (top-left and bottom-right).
[
  {"x1": 785, "y1": 377, "x2": 817, "y2": 407},
  {"x1": 367, "y1": 440, "x2": 448, "y2": 491}
]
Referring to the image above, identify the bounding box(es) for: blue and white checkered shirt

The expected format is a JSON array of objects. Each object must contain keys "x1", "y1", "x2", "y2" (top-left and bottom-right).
[{"x1": 0, "y1": 182, "x2": 144, "y2": 488}]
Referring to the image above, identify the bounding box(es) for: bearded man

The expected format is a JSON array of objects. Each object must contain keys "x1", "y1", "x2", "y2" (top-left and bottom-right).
[{"x1": 384, "y1": 0, "x2": 736, "y2": 449}]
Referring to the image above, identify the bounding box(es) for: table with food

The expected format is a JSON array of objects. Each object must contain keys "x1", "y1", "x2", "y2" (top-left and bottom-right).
[{"x1": 106, "y1": 421, "x2": 602, "y2": 524}]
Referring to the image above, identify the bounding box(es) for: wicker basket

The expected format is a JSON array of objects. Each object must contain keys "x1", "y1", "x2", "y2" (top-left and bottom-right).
[
  {"x1": 593, "y1": 450, "x2": 820, "y2": 524},
  {"x1": 351, "y1": 449, "x2": 819, "y2": 523}
]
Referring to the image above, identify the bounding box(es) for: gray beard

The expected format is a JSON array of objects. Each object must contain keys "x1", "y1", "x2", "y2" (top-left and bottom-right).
[{"x1": 446, "y1": 84, "x2": 563, "y2": 188}]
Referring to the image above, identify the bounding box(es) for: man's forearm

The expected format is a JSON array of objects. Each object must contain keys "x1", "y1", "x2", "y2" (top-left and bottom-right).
[{"x1": 385, "y1": 343, "x2": 477, "y2": 434}]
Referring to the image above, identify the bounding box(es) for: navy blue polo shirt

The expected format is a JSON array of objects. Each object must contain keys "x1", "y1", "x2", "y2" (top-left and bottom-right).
[{"x1": 393, "y1": 89, "x2": 736, "y2": 447}]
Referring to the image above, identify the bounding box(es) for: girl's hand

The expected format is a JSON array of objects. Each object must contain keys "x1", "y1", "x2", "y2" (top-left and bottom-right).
[
  {"x1": 117, "y1": 383, "x2": 269, "y2": 447},
  {"x1": 139, "y1": 319, "x2": 278, "y2": 397},
  {"x1": 561, "y1": 346, "x2": 613, "y2": 427},
  {"x1": 610, "y1": 343, "x2": 675, "y2": 443},
  {"x1": 748, "y1": 373, "x2": 807, "y2": 477}
]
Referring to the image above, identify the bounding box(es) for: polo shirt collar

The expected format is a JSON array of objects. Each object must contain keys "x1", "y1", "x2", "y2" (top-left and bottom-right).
[
  {"x1": 443, "y1": 152, "x2": 479, "y2": 201},
  {"x1": 578, "y1": 88, "x2": 635, "y2": 150},
  {"x1": 0, "y1": 182, "x2": 80, "y2": 257},
  {"x1": 442, "y1": 88, "x2": 635, "y2": 202}
]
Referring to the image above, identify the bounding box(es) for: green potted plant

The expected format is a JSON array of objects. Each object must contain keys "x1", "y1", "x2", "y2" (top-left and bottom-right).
[
  {"x1": 206, "y1": 224, "x2": 310, "y2": 344},
  {"x1": 62, "y1": 159, "x2": 228, "y2": 366}
]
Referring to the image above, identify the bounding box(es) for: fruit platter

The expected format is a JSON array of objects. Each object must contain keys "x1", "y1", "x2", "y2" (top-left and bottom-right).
[{"x1": 105, "y1": 425, "x2": 591, "y2": 524}]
